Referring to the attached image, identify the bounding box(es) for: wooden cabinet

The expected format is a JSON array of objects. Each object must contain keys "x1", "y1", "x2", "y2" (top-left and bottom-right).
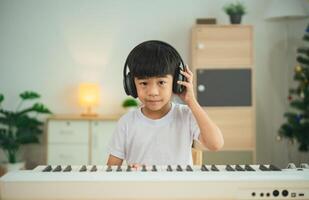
[
  {"x1": 191, "y1": 25, "x2": 256, "y2": 164},
  {"x1": 46, "y1": 115, "x2": 118, "y2": 165}
]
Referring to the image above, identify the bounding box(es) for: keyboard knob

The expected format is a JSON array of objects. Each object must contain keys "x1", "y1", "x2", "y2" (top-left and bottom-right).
[
  {"x1": 300, "y1": 163, "x2": 309, "y2": 169},
  {"x1": 287, "y1": 163, "x2": 297, "y2": 169}
]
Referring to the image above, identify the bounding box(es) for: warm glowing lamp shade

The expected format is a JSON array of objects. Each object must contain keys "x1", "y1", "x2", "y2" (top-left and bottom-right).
[{"x1": 78, "y1": 83, "x2": 100, "y2": 116}]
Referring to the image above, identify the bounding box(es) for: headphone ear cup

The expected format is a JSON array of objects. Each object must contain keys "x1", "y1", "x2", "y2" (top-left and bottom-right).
[
  {"x1": 173, "y1": 65, "x2": 186, "y2": 94},
  {"x1": 124, "y1": 72, "x2": 138, "y2": 98}
]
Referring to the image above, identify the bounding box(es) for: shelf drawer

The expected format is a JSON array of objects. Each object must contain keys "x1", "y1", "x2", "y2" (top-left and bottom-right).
[
  {"x1": 47, "y1": 120, "x2": 89, "y2": 144},
  {"x1": 47, "y1": 144, "x2": 88, "y2": 165}
]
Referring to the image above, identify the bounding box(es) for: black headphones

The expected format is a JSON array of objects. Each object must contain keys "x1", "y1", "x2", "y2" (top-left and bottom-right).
[{"x1": 123, "y1": 40, "x2": 186, "y2": 98}]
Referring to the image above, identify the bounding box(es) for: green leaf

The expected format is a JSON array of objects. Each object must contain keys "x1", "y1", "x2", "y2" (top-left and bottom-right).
[
  {"x1": 0, "y1": 94, "x2": 4, "y2": 104},
  {"x1": 32, "y1": 103, "x2": 52, "y2": 114},
  {"x1": 20, "y1": 91, "x2": 40, "y2": 100}
]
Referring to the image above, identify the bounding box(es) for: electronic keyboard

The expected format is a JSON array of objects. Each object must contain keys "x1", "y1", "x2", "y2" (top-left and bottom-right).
[{"x1": 0, "y1": 163, "x2": 308, "y2": 200}]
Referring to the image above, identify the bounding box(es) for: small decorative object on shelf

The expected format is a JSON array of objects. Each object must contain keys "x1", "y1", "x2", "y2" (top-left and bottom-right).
[
  {"x1": 122, "y1": 98, "x2": 139, "y2": 112},
  {"x1": 196, "y1": 18, "x2": 217, "y2": 25},
  {"x1": 0, "y1": 91, "x2": 52, "y2": 172},
  {"x1": 223, "y1": 1, "x2": 246, "y2": 24}
]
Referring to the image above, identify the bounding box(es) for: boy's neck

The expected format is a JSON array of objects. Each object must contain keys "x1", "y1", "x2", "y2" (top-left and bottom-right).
[{"x1": 141, "y1": 102, "x2": 172, "y2": 120}]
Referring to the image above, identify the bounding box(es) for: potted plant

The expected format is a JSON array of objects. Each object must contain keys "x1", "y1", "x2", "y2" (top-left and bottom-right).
[
  {"x1": 223, "y1": 1, "x2": 246, "y2": 24},
  {"x1": 0, "y1": 91, "x2": 51, "y2": 172},
  {"x1": 122, "y1": 98, "x2": 139, "y2": 112}
]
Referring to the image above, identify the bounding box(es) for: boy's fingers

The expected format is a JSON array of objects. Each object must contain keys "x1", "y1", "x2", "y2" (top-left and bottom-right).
[
  {"x1": 177, "y1": 81, "x2": 190, "y2": 88},
  {"x1": 180, "y1": 70, "x2": 192, "y2": 82}
]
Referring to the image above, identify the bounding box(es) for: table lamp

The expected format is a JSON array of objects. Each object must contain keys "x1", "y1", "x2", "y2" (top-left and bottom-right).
[{"x1": 78, "y1": 83, "x2": 100, "y2": 117}]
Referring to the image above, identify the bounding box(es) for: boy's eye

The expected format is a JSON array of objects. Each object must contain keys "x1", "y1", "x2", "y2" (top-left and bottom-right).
[
  {"x1": 139, "y1": 82, "x2": 147, "y2": 86},
  {"x1": 159, "y1": 81, "x2": 166, "y2": 85}
]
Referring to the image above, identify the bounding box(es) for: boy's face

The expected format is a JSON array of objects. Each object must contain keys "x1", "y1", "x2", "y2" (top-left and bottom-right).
[{"x1": 134, "y1": 75, "x2": 173, "y2": 111}]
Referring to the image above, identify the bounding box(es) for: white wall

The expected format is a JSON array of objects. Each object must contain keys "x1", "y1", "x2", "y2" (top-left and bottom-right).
[{"x1": 0, "y1": 0, "x2": 308, "y2": 167}]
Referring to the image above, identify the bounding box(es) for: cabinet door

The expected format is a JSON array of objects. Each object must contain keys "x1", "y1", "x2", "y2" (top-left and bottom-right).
[
  {"x1": 48, "y1": 120, "x2": 89, "y2": 144},
  {"x1": 91, "y1": 120, "x2": 117, "y2": 165},
  {"x1": 47, "y1": 144, "x2": 88, "y2": 165}
]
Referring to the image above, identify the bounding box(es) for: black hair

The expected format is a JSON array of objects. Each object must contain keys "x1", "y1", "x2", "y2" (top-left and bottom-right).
[{"x1": 127, "y1": 41, "x2": 180, "y2": 79}]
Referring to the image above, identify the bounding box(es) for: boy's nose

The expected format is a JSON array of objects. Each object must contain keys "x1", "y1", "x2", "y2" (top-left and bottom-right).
[{"x1": 147, "y1": 85, "x2": 159, "y2": 96}]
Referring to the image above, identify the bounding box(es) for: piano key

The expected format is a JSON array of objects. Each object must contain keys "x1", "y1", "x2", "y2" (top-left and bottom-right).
[
  {"x1": 245, "y1": 165, "x2": 255, "y2": 171},
  {"x1": 186, "y1": 165, "x2": 193, "y2": 171},
  {"x1": 42, "y1": 165, "x2": 52, "y2": 172},
  {"x1": 211, "y1": 165, "x2": 219, "y2": 171},
  {"x1": 63, "y1": 165, "x2": 72, "y2": 172},
  {"x1": 106, "y1": 165, "x2": 112, "y2": 172},
  {"x1": 90, "y1": 165, "x2": 97, "y2": 172},
  {"x1": 201, "y1": 164, "x2": 209, "y2": 171},
  {"x1": 226, "y1": 165, "x2": 235, "y2": 171},
  {"x1": 269, "y1": 164, "x2": 281, "y2": 171},
  {"x1": 259, "y1": 164, "x2": 269, "y2": 171},
  {"x1": 116, "y1": 165, "x2": 122, "y2": 172},
  {"x1": 167, "y1": 165, "x2": 173, "y2": 172},
  {"x1": 235, "y1": 165, "x2": 245, "y2": 171},
  {"x1": 126, "y1": 165, "x2": 132, "y2": 172},
  {"x1": 151, "y1": 165, "x2": 157, "y2": 172},
  {"x1": 142, "y1": 165, "x2": 147, "y2": 172},
  {"x1": 52, "y1": 165, "x2": 62, "y2": 172},
  {"x1": 79, "y1": 165, "x2": 87, "y2": 172},
  {"x1": 176, "y1": 165, "x2": 183, "y2": 171}
]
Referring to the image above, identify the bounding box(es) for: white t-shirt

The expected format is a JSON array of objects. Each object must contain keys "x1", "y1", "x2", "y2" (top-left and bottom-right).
[{"x1": 107, "y1": 103, "x2": 200, "y2": 165}]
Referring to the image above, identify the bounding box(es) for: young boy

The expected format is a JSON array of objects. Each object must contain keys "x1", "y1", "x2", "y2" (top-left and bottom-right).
[{"x1": 107, "y1": 40, "x2": 223, "y2": 166}]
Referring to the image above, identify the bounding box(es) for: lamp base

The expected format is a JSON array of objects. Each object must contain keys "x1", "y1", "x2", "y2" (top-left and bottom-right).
[{"x1": 81, "y1": 113, "x2": 98, "y2": 117}]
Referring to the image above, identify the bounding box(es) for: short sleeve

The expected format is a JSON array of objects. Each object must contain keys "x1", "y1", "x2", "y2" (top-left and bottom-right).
[{"x1": 107, "y1": 118, "x2": 127, "y2": 159}]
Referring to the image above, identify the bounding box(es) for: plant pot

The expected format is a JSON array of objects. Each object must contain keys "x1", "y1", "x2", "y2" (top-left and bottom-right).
[
  {"x1": 229, "y1": 14, "x2": 242, "y2": 24},
  {"x1": 125, "y1": 107, "x2": 137, "y2": 112},
  {"x1": 1, "y1": 161, "x2": 25, "y2": 173}
]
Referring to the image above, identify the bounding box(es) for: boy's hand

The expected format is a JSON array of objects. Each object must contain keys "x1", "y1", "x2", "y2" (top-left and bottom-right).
[{"x1": 177, "y1": 65, "x2": 197, "y2": 106}]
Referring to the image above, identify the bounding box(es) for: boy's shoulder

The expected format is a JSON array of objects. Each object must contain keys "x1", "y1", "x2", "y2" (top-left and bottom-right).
[{"x1": 118, "y1": 108, "x2": 139, "y2": 124}]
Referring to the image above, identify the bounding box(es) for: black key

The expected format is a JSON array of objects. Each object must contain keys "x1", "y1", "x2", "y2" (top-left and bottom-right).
[
  {"x1": 53, "y1": 165, "x2": 62, "y2": 172},
  {"x1": 235, "y1": 165, "x2": 245, "y2": 171},
  {"x1": 151, "y1": 165, "x2": 157, "y2": 172},
  {"x1": 126, "y1": 165, "x2": 132, "y2": 172},
  {"x1": 211, "y1": 165, "x2": 219, "y2": 171},
  {"x1": 106, "y1": 165, "x2": 112, "y2": 172},
  {"x1": 201, "y1": 164, "x2": 209, "y2": 171},
  {"x1": 226, "y1": 165, "x2": 235, "y2": 171},
  {"x1": 269, "y1": 164, "x2": 281, "y2": 171},
  {"x1": 176, "y1": 165, "x2": 183, "y2": 171},
  {"x1": 116, "y1": 165, "x2": 122, "y2": 172},
  {"x1": 90, "y1": 165, "x2": 97, "y2": 172},
  {"x1": 259, "y1": 164, "x2": 269, "y2": 171},
  {"x1": 167, "y1": 165, "x2": 173, "y2": 171},
  {"x1": 186, "y1": 165, "x2": 193, "y2": 171},
  {"x1": 245, "y1": 165, "x2": 255, "y2": 171},
  {"x1": 42, "y1": 165, "x2": 52, "y2": 172},
  {"x1": 142, "y1": 165, "x2": 147, "y2": 172},
  {"x1": 63, "y1": 165, "x2": 72, "y2": 172},
  {"x1": 79, "y1": 165, "x2": 87, "y2": 172}
]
